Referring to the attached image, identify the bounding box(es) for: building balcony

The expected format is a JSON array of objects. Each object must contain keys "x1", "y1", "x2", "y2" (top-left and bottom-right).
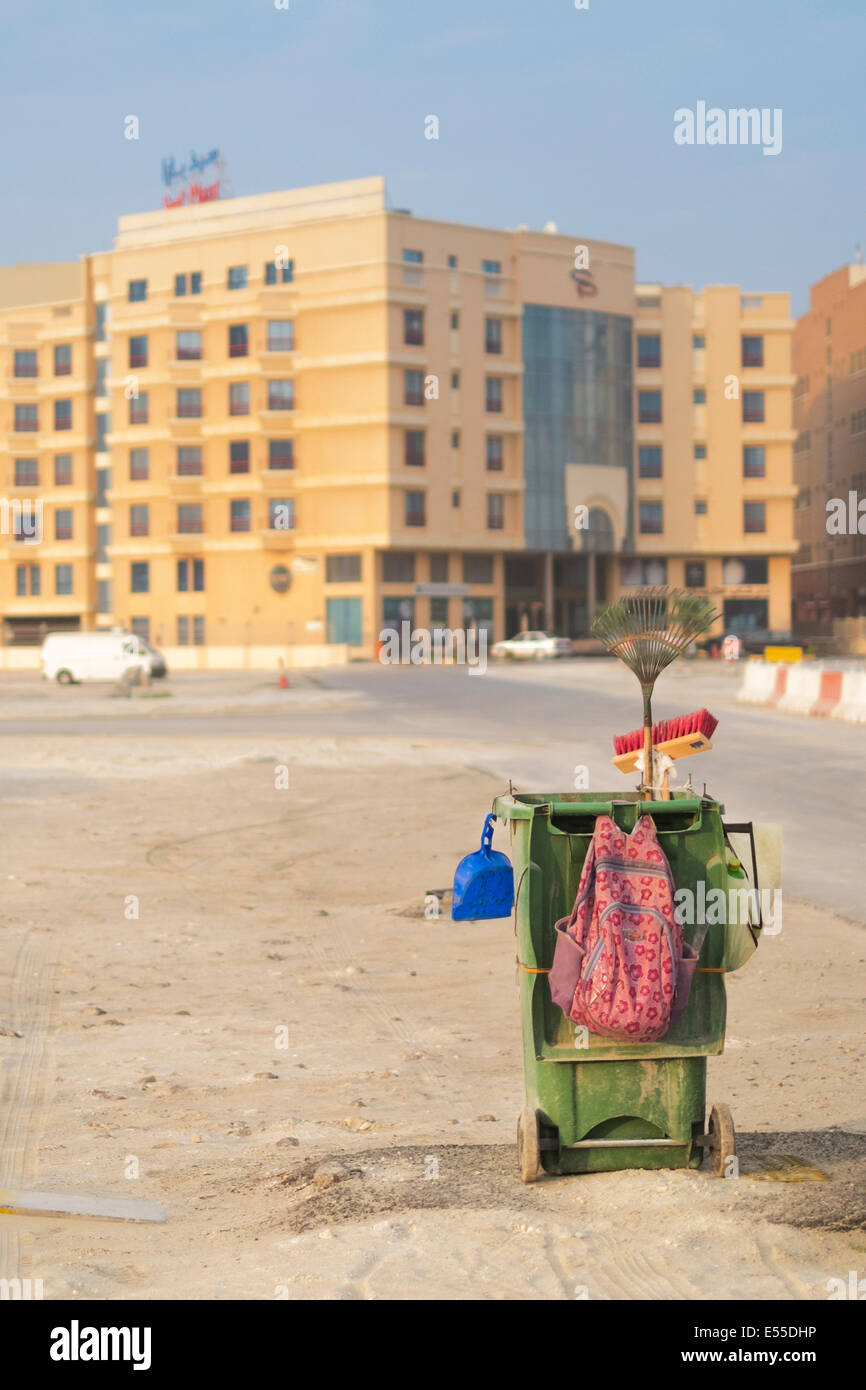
[{"x1": 260, "y1": 528, "x2": 295, "y2": 550}]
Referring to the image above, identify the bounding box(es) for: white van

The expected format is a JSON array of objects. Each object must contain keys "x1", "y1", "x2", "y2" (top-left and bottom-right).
[{"x1": 41, "y1": 630, "x2": 161, "y2": 684}]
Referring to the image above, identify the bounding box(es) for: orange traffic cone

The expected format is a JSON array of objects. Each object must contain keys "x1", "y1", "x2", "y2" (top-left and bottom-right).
[{"x1": 278, "y1": 659, "x2": 289, "y2": 690}]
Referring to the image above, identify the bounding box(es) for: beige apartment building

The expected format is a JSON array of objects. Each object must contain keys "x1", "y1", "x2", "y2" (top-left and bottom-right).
[
  {"x1": 792, "y1": 261, "x2": 866, "y2": 640},
  {"x1": 0, "y1": 177, "x2": 795, "y2": 666},
  {"x1": 629, "y1": 285, "x2": 796, "y2": 634}
]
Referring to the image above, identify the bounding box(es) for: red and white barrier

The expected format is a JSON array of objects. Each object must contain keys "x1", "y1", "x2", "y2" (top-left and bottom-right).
[{"x1": 738, "y1": 662, "x2": 866, "y2": 723}]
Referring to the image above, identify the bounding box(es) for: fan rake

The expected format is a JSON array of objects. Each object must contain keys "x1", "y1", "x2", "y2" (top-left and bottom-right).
[{"x1": 591, "y1": 588, "x2": 719, "y2": 796}]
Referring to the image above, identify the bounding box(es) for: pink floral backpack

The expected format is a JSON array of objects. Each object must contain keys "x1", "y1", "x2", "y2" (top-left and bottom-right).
[{"x1": 548, "y1": 814, "x2": 705, "y2": 1042}]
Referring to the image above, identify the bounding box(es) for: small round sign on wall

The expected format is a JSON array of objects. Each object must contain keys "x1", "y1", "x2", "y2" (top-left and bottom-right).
[{"x1": 269, "y1": 564, "x2": 292, "y2": 594}]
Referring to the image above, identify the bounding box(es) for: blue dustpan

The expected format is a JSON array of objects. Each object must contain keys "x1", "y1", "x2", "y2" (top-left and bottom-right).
[{"x1": 452, "y1": 814, "x2": 514, "y2": 920}]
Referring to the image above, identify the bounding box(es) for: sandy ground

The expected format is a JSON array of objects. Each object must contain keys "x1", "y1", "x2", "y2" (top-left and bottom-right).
[{"x1": 1, "y1": 724, "x2": 865, "y2": 1301}]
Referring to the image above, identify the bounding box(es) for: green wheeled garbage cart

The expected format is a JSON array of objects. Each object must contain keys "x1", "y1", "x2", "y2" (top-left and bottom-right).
[{"x1": 493, "y1": 790, "x2": 736, "y2": 1182}]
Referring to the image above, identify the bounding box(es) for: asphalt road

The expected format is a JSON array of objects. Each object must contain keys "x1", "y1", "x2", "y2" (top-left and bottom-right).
[{"x1": 2, "y1": 659, "x2": 864, "y2": 923}]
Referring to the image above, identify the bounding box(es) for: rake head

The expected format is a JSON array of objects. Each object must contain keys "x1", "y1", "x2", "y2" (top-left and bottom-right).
[{"x1": 591, "y1": 588, "x2": 719, "y2": 688}]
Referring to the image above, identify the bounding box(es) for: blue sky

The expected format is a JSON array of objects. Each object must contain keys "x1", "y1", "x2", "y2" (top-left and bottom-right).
[{"x1": 0, "y1": 0, "x2": 862, "y2": 313}]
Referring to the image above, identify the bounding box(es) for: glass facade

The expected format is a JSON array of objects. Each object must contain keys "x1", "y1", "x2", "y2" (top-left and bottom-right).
[{"x1": 522, "y1": 304, "x2": 634, "y2": 551}]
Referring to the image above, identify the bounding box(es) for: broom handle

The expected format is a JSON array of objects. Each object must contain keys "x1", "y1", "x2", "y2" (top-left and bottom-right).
[{"x1": 642, "y1": 686, "x2": 653, "y2": 801}]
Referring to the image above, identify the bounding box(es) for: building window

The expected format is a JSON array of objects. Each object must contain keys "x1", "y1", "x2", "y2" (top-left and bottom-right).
[
  {"x1": 14, "y1": 458, "x2": 38, "y2": 487},
  {"x1": 743, "y1": 445, "x2": 766, "y2": 478},
  {"x1": 486, "y1": 435, "x2": 504, "y2": 471},
  {"x1": 130, "y1": 447, "x2": 150, "y2": 480},
  {"x1": 463, "y1": 554, "x2": 494, "y2": 584},
  {"x1": 14, "y1": 350, "x2": 38, "y2": 378},
  {"x1": 97, "y1": 523, "x2": 111, "y2": 562},
  {"x1": 694, "y1": 499, "x2": 708, "y2": 515},
  {"x1": 481, "y1": 259, "x2": 501, "y2": 274},
  {"x1": 176, "y1": 331, "x2": 201, "y2": 361},
  {"x1": 485, "y1": 377, "x2": 503, "y2": 413},
  {"x1": 229, "y1": 440, "x2": 249, "y2": 473},
  {"x1": 485, "y1": 318, "x2": 503, "y2": 354},
  {"x1": 54, "y1": 399, "x2": 72, "y2": 431},
  {"x1": 382, "y1": 552, "x2": 415, "y2": 582},
  {"x1": 128, "y1": 279, "x2": 147, "y2": 303},
  {"x1": 177, "y1": 388, "x2": 202, "y2": 418},
  {"x1": 177, "y1": 615, "x2": 190, "y2": 645},
  {"x1": 16, "y1": 564, "x2": 40, "y2": 597},
  {"x1": 54, "y1": 453, "x2": 73, "y2": 485},
  {"x1": 96, "y1": 467, "x2": 111, "y2": 506},
  {"x1": 430, "y1": 553, "x2": 448, "y2": 583},
  {"x1": 267, "y1": 320, "x2": 294, "y2": 352},
  {"x1": 723, "y1": 556, "x2": 768, "y2": 585},
  {"x1": 450, "y1": 311, "x2": 459, "y2": 330},
  {"x1": 174, "y1": 273, "x2": 187, "y2": 297},
  {"x1": 404, "y1": 369, "x2": 424, "y2": 406},
  {"x1": 742, "y1": 391, "x2": 765, "y2": 423},
  {"x1": 403, "y1": 309, "x2": 424, "y2": 347},
  {"x1": 54, "y1": 508, "x2": 73, "y2": 541},
  {"x1": 191, "y1": 272, "x2": 202, "y2": 295},
  {"x1": 54, "y1": 343, "x2": 72, "y2": 376},
  {"x1": 269, "y1": 498, "x2": 295, "y2": 530},
  {"x1": 692, "y1": 334, "x2": 706, "y2": 350},
  {"x1": 447, "y1": 254, "x2": 458, "y2": 269},
  {"x1": 637, "y1": 335, "x2": 661, "y2": 368},
  {"x1": 693, "y1": 388, "x2": 706, "y2": 405},
  {"x1": 230, "y1": 498, "x2": 251, "y2": 532},
  {"x1": 326, "y1": 554, "x2": 362, "y2": 583},
  {"x1": 268, "y1": 439, "x2": 294, "y2": 470},
  {"x1": 638, "y1": 390, "x2": 662, "y2": 423},
  {"x1": 638, "y1": 445, "x2": 662, "y2": 479},
  {"x1": 741, "y1": 335, "x2": 764, "y2": 368},
  {"x1": 193, "y1": 616, "x2": 206, "y2": 646},
  {"x1": 694, "y1": 444, "x2": 707, "y2": 460},
  {"x1": 227, "y1": 266, "x2": 248, "y2": 290},
  {"x1": 129, "y1": 392, "x2": 149, "y2": 425},
  {"x1": 97, "y1": 579, "x2": 112, "y2": 613},
  {"x1": 14, "y1": 405, "x2": 38, "y2": 432},
  {"x1": 228, "y1": 324, "x2": 248, "y2": 357},
  {"x1": 451, "y1": 430, "x2": 460, "y2": 448},
  {"x1": 177, "y1": 446, "x2": 202, "y2": 476},
  {"x1": 404, "y1": 491, "x2": 426, "y2": 527},
  {"x1": 487, "y1": 493, "x2": 504, "y2": 530},
  {"x1": 268, "y1": 380, "x2": 294, "y2": 411},
  {"x1": 95, "y1": 303, "x2": 108, "y2": 342},
  {"x1": 131, "y1": 562, "x2": 149, "y2": 594},
  {"x1": 402, "y1": 249, "x2": 423, "y2": 264},
  {"x1": 229, "y1": 382, "x2": 250, "y2": 416},
  {"x1": 743, "y1": 501, "x2": 766, "y2": 533},
  {"x1": 54, "y1": 564, "x2": 73, "y2": 596},
  {"x1": 129, "y1": 504, "x2": 149, "y2": 537},
  {"x1": 177, "y1": 504, "x2": 203, "y2": 534},
  {"x1": 452, "y1": 490, "x2": 460, "y2": 508},
  {"x1": 264, "y1": 259, "x2": 294, "y2": 284},
  {"x1": 639, "y1": 501, "x2": 663, "y2": 534},
  {"x1": 128, "y1": 617, "x2": 149, "y2": 642},
  {"x1": 404, "y1": 430, "x2": 425, "y2": 467},
  {"x1": 450, "y1": 371, "x2": 460, "y2": 390},
  {"x1": 130, "y1": 335, "x2": 149, "y2": 367},
  {"x1": 177, "y1": 558, "x2": 205, "y2": 593},
  {"x1": 685, "y1": 561, "x2": 706, "y2": 588},
  {"x1": 96, "y1": 412, "x2": 110, "y2": 452},
  {"x1": 620, "y1": 558, "x2": 668, "y2": 586},
  {"x1": 96, "y1": 358, "x2": 110, "y2": 397}
]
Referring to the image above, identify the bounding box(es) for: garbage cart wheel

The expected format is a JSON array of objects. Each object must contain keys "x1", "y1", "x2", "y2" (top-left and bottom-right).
[
  {"x1": 707, "y1": 1102, "x2": 736, "y2": 1178},
  {"x1": 517, "y1": 1107, "x2": 540, "y2": 1184}
]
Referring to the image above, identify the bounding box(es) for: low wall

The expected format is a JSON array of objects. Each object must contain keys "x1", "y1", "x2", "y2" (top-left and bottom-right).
[{"x1": 738, "y1": 660, "x2": 866, "y2": 723}]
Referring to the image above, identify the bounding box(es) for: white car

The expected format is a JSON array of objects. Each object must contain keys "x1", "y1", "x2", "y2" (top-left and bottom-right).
[
  {"x1": 491, "y1": 630, "x2": 573, "y2": 661},
  {"x1": 41, "y1": 629, "x2": 162, "y2": 684}
]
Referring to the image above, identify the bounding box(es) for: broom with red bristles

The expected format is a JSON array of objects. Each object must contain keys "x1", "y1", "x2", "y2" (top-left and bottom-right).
[{"x1": 591, "y1": 589, "x2": 719, "y2": 798}]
